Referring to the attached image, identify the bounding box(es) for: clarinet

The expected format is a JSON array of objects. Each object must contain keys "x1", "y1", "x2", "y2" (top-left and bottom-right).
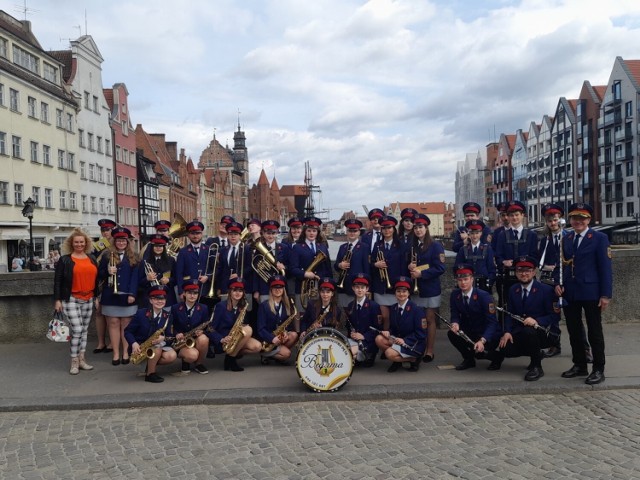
[
  {"x1": 368, "y1": 326, "x2": 420, "y2": 355},
  {"x1": 494, "y1": 306, "x2": 560, "y2": 339},
  {"x1": 435, "y1": 312, "x2": 476, "y2": 348}
]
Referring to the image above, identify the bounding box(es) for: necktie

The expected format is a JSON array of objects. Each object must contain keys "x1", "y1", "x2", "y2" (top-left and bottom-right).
[
  {"x1": 554, "y1": 235, "x2": 559, "y2": 249},
  {"x1": 463, "y1": 295, "x2": 469, "y2": 306},
  {"x1": 399, "y1": 307, "x2": 404, "y2": 317},
  {"x1": 522, "y1": 289, "x2": 528, "y2": 303},
  {"x1": 473, "y1": 246, "x2": 478, "y2": 255},
  {"x1": 221, "y1": 239, "x2": 226, "y2": 248},
  {"x1": 347, "y1": 243, "x2": 353, "y2": 253},
  {"x1": 311, "y1": 242, "x2": 316, "y2": 254},
  {"x1": 357, "y1": 304, "x2": 362, "y2": 311},
  {"x1": 513, "y1": 229, "x2": 518, "y2": 240},
  {"x1": 573, "y1": 233, "x2": 581, "y2": 250},
  {"x1": 385, "y1": 242, "x2": 390, "y2": 252},
  {"x1": 230, "y1": 246, "x2": 237, "y2": 266},
  {"x1": 194, "y1": 246, "x2": 200, "y2": 256}
]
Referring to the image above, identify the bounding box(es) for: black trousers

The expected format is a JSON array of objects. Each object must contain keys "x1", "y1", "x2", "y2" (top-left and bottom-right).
[
  {"x1": 563, "y1": 300, "x2": 605, "y2": 371},
  {"x1": 447, "y1": 330, "x2": 498, "y2": 361},
  {"x1": 493, "y1": 328, "x2": 554, "y2": 368}
]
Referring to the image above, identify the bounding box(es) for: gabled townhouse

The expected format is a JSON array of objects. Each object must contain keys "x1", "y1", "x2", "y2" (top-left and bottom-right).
[
  {"x1": 0, "y1": 11, "x2": 80, "y2": 270},
  {"x1": 550, "y1": 97, "x2": 578, "y2": 218},
  {"x1": 511, "y1": 129, "x2": 529, "y2": 214},
  {"x1": 493, "y1": 133, "x2": 515, "y2": 208},
  {"x1": 485, "y1": 142, "x2": 499, "y2": 226},
  {"x1": 136, "y1": 148, "x2": 160, "y2": 244},
  {"x1": 525, "y1": 116, "x2": 553, "y2": 224}
]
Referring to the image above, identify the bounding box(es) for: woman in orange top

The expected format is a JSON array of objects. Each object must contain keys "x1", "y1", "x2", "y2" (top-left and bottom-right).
[{"x1": 54, "y1": 228, "x2": 100, "y2": 375}]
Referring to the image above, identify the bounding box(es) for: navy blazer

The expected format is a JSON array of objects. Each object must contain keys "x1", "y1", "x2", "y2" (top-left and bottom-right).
[
  {"x1": 412, "y1": 241, "x2": 446, "y2": 298},
  {"x1": 560, "y1": 228, "x2": 613, "y2": 301},
  {"x1": 124, "y1": 307, "x2": 171, "y2": 347},
  {"x1": 289, "y1": 242, "x2": 332, "y2": 294},
  {"x1": 98, "y1": 253, "x2": 140, "y2": 306},
  {"x1": 388, "y1": 300, "x2": 426, "y2": 357},
  {"x1": 449, "y1": 288, "x2": 499, "y2": 342},
  {"x1": 256, "y1": 300, "x2": 294, "y2": 343},
  {"x1": 345, "y1": 298, "x2": 381, "y2": 352},
  {"x1": 170, "y1": 301, "x2": 210, "y2": 335},
  {"x1": 333, "y1": 240, "x2": 370, "y2": 295},
  {"x1": 209, "y1": 301, "x2": 245, "y2": 345},
  {"x1": 495, "y1": 228, "x2": 538, "y2": 265},
  {"x1": 175, "y1": 243, "x2": 212, "y2": 295},
  {"x1": 217, "y1": 242, "x2": 253, "y2": 294},
  {"x1": 455, "y1": 243, "x2": 496, "y2": 285},
  {"x1": 505, "y1": 280, "x2": 560, "y2": 335},
  {"x1": 370, "y1": 240, "x2": 408, "y2": 295}
]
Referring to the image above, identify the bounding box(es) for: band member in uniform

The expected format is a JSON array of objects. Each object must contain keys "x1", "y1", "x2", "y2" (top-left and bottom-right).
[
  {"x1": 140, "y1": 220, "x2": 172, "y2": 261},
  {"x1": 446, "y1": 264, "x2": 500, "y2": 371},
  {"x1": 54, "y1": 228, "x2": 99, "y2": 375},
  {"x1": 334, "y1": 218, "x2": 369, "y2": 308},
  {"x1": 398, "y1": 208, "x2": 418, "y2": 245},
  {"x1": 210, "y1": 278, "x2": 262, "y2": 372},
  {"x1": 490, "y1": 201, "x2": 509, "y2": 252},
  {"x1": 124, "y1": 286, "x2": 176, "y2": 383},
  {"x1": 175, "y1": 221, "x2": 213, "y2": 306},
  {"x1": 282, "y1": 217, "x2": 303, "y2": 311},
  {"x1": 375, "y1": 277, "x2": 426, "y2": 372},
  {"x1": 247, "y1": 218, "x2": 263, "y2": 243},
  {"x1": 455, "y1": 220, "x2": 496, "y2": 293},
  {"x1": 140, "y1": 234, "x2": 177, "y2": 308},
  {"x1": 362, "y1": 208, "x2": 384, "y2": 254},
  {"x1": 408, "y1": 213, "x2": 445, "y2": 363},
  {"x1": 345, "y1": 274, "x2": 380, "y2": 367},
  {"x1": 290, "y1": 216, "x2": 332, "y2": 313},
  {"x1": 453, "y1": 202, "x2": 491, "y2": 252},
  {"x1": 557, "y1": 203, "x2": 612, "y2": 385},
  {"x1": 299, "y1": 277, "x2": 345, "y2": 338},
  {"x1": 495, "y1": 200, "x2": 538, "y2": 313},
  {"x1": 205, "y1": 215, "x2": 235, "y2": 249},
  {"x1": 99, "y1": 227, "x2": 139, "y2": 366},
  {"x1": 93, "y1": 218, "x2": 116, "y2": 354},
  {"x1": 252, "y1": 220, "x2": 288, "y2": 304},
  {"x1": 170, "y1": 281, "x2": 210, "y2": 375},
  {"x1": 257, "y1": 275, "x2": 299, "y2": 365},
  {"x1": 494, "y1": 256, "x2": 560, "y2": 381},
  {"x1": 217, "y1": 221, "x2": 252, "y2": 302},
  {"x1": 371, "y1": 215, "x2": 408, "y2": 328}
]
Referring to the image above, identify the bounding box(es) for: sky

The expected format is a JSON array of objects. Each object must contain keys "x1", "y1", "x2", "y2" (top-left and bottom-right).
[{"x1": 17, "y1": 0, "x2": 640, "y2": 219}]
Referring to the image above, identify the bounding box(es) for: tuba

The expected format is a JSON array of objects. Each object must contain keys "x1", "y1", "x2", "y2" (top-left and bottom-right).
[
  {"x1": 251, "y1": 239, "x2": 285, "y2": 283},
  {"x1": 223, "y1": 305, "x2": 248, "y2": 355},
  {"x1": 300, "y1": 251, "x2": 327, "y2": 309},
  {"x1": 167, "y1": 213, "x2": 188, "y2": 258}
]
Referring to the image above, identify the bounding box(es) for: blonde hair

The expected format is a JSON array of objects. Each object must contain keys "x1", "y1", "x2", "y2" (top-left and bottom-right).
[
  {"x1": 108, "y1": 237, "x2": 139, "y2": 266},
  {"x1": 61, "y1": 228, "x2": 93, "y2": 255},
  {"x1": 268, "y1": 289, "x2": 292, "y2": 316}
]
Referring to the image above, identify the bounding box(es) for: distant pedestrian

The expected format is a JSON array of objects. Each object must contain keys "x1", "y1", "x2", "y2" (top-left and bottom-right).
[{"x1": 11, "y1": 256, "x2": 23, "y2": 272}]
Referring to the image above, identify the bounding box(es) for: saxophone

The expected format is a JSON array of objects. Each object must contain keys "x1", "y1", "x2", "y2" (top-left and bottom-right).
[
  {"x1": 222, "y1": 305, "x2": 248, "y2": 355},
  {"x1": 131, "y1": 326, "x2": 167, "y2": 364},
  {"x1": 172, "y1": 314, "x2": 214, "y2": 351},
  {"x1": 261, "y1": 299, "x2": 297, "y2": 353},
  {"x1": 297, "y1": 305, "x2": 331, "y2": 349},
  {"x1": 300, "y1": 251, "x2": 327, "y2": 308}
]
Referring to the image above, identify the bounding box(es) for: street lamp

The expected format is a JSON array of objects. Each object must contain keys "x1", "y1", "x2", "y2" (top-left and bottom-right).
[
  {"x1": 140, "y1": 211, "x2": 149, "y2": 246},
  {"x1": 21, "y1": 197, "x2": 36, "y2": 270}
]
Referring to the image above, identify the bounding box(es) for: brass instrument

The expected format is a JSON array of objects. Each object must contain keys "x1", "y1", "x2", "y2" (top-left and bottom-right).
[
  {"x1": 131, "y1": 325, "x2": 167, "y2": 364},
  {"x1": 223, "y1": 305, "x2": 248, "y2": 355},
  {"x1": 93, "y1": 236, "x2": 111, "y2": 253},
  {"x1": 557, "y1": 221, "x2": 568, "y2": 307},
  {"x1": 336, "y1": 246, "x2": 353, "y2": 289},
  {"x1": 108, "y1": 252, "x2": 120, "y2": 294},
  {"x1": 172, "y1": 314, "x2": 214, "y2": 351},
  {"x1": 239, "y1": 227, "x2": 252, "y2": 244},
  {"x1": 411, "y1": 247, "x2": 419, "y2": 294},
  {"x1": 167, "y1": 213, "x2": 188, "y2": 258},
  {"x1": 376, "y1": 250, "x2": 392, "y2": 290},
  {"x1": 261, "y1": 298, "x2": 297, "y2": 353},
  {"x1": 251, "y1": 239, "x2": 285, "y2": 283},
  {"x1": 144, "y1": 260, "x2": 160, "y2": 287},
  {"x1": 297, "y1": 304, "x2": 331, "y2": 349},
  {"x1": 202, "y1": 243, "x2": 219, "y2": 300},
  {"x1": 300, "y1": 251, "x2": 328, "y2": 308}
]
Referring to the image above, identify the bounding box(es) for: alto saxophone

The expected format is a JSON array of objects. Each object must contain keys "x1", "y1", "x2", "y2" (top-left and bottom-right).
[
  {"x1": 223, "y1": 305, "x2": 248, "y2": 355},
  {"x1": 262, "y1": 299, "x2": 297, "y2": 353},
  {"x1": 172, "y1": 314, "x2": 214, "y2": 351},
  {"x1": 297, "y1": 305, "x2": 331, "y2": 349},
  {"x1": 131, "y1": 326, "x2": 167, "y2": 364},
  {"x1": 301, "y1": 251, "x2": 327, "y2": 308}
]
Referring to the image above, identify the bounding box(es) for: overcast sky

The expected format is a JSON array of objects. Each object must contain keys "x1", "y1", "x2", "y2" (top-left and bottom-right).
[{"x1": 21, "y1": 0, "x2": 640, "y2": 219}]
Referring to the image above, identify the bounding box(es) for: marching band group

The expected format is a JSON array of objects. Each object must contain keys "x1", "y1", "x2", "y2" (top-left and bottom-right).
[{"x1": 52, "y1": 200, "x2": 612, "y2": 386}]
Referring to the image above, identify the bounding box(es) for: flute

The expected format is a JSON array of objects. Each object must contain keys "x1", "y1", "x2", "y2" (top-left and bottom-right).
[
  {"x1": 435, "y1": 313, "x2": 476, "y2": 348},
  {"x1": 494, "y1": 306, "x2": 560, "y2": 339},
  {"x1": 368, "y1": 326, "x2": 420, "y2": 355}
]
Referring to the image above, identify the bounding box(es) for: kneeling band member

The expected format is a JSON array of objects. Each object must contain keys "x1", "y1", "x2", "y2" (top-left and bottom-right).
[
  {"x1": 345, "y1": 273, "x2": 380, "y2": 367},
  {"x1": 374, "y1": 277, "x2": 426, "y2": 372},
  {"x1": 257, "y1": 275, "x2": 299, "y2": 364},
  {"x1": 447, "y1": 264, "x2": 500, "y2": 371},
  {"x1": 170, "y1": 280, "x2": 210, "y2": 375},
  {"x1": 494, "y1": 256, "x2": 560, "y2": 381},
  {"x1": 124, "y1": 286, "x2": 177, "y2": 383},
  {"x1": 299, "y1": 277, "x2": 345, "y2": 338},
  {"x1": 210, "y1": 278, "x2": 262, "y2": 371}
]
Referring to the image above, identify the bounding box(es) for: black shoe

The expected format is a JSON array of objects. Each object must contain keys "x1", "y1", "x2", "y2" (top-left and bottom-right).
[
  {"x1": 525, "y1": 366, "x2": 544, "y2": 381},
  {"x1": 260, "y1": 356, "x2": 270, "y2": 365},
  {"x1": 487, "y1": 360, "x2": 502, "y2": 371},
  {"x1": 408, "y1": 360, "x2": 420, "y2": 372},
  {"x1": 361, "y1": 358, "x2": 375, "y2": 368},
  {"x1": 387, "y1": 362, "x2": 400, "y2": 373},
  {"x1": 181, "y1": 361, "x2": 191, "y2": 374},
  {"x1": 561, "y1": 365, "x2": 588, "y2": 378},
  {"x1": 121, "y1": 358, "x2": 130, "y2": 365},
  {"x1": 145, "y1": 373, "x2": 164, "y2": 383},
  {"x1": 543, "y1": 346, "x2": 561, "y2": 358},
  {"x1": 193, "y1": 364, "x2": 208, "y2": 375},
  {"x1": 111, "y1": 359, "x2": 121, "y2": 366},
  {"x1": 422, "y1": 354, "x2": 434, "y2": 363},
  {"x1": 585, "y1": 370, "x2": 605, "y2": 385},
  {"x1": 380, "y1": 351, "x2": 387, "y2": 360},
  {"x1": 455, "y1": 359, "x2": 476, "y2": 371},
  {"x1": 224, "y1": 355, "x2": 244, "y2": 372}
]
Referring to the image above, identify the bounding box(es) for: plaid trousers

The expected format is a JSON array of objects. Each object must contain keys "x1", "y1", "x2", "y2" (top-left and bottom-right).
[{"x1": 62, "y1": 296, "x2": 94, "y2": 357}]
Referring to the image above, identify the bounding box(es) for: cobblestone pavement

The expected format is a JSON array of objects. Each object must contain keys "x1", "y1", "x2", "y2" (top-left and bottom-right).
[{"x1": 1, "y1": 390, "x2": 639, "y2": 480}]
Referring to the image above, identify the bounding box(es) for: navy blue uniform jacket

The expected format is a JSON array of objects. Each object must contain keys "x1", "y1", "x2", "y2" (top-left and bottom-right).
[{"x1": 449, "y1": 288, "x2": 499, "y2": 342}]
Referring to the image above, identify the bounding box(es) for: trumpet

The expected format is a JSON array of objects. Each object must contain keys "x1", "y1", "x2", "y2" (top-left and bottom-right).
[
  {"x1": 144, "y1": 260, "x2": 160, "y2": 287},
  {"x1": 377, "y1": 250, "x2": 391, "y2": 290},
  {"x1": 251, "y1": 239, "x2": 285, "y2": 283},
  {"x1": 202, "y1": 243, "x2": 219, "y2": 300},
  {"x1": 108, "y1": 252, "x2": 120, "y2": 294},
  {"x1": 411, "y1": 247, "x2": 419, "y2": 295},
  {"x1": 300, "y1": 251, "x2": 327, "y2": 309},
  {"x1": 336, "y1": 246, "x2": 352, "y2": 289}
]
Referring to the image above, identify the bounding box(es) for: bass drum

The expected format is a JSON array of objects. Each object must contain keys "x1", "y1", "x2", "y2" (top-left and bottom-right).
[{"x1": 296, "y1": 327, "x2": 354, "y2": 392}]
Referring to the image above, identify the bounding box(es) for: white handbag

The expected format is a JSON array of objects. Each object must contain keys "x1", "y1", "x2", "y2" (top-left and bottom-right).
[{"x1": 46, "y1": 311, "x2": 70, "y2": 342}]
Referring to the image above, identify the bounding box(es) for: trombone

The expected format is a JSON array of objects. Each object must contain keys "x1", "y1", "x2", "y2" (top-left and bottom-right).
[
  {"x1": 200, "y1": 243, "x2": 219, "y2": 301},
  {"x1": 377, "y1": 250, "x2": 391, "y2": 290}
]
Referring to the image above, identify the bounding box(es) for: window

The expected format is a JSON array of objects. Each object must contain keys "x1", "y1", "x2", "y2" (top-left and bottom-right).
[
  {"x1": 40, "y1": 102, "x2": 49, "y2": 123},
  {"x1": 14, "y1": 183, "x2": 23, "y2": 205},
  {"x1": 89, "y1": 164, "x2": 95, "y2": 181},
  {"x1": 27, "y1": 96, "x2": 36, "y2": 117},
  {"x1": 0, "y1": 37, "x2": 7, "y2": 58},
  {"x1": 93, "y1": 95, "x2": 98, "y2": 112},
  {"x1": 67, "y1": 152, "x2": 75, "y2": 171},
  {"x1": 81, "y1": 194, "x2": 87, "y2": 212},
  {"x1": 84, "y1": 92, "x2": 90, "y2": 109},
  {"x1": 69, "y1": 192, "x2": 77, "y2": 210},
  {"x1": 30, "y1": 141, "x2": 38, "y2": 163},
  {"x1": 627, "y1": 182, "x2": 634, "y2": 197},
  {"x1": 99, "y1": 197, "x2": 105, "y2": 214},
  {"x1": 97, "y1": 166, "x2": 104, "y2": 183},
  {"x1": 0, "y1": 181, "x2": 8, "y2": 204},
  {"x1": 130, "y1": 151, "x2": 135, "y2": 165},
  {"x1": 32, "y1": 186, "x2": 40, "y2": 206},
  {"x1": 12, "y1": 45, "x2": 39, "y2": 74},
  {"x1": 116, "y1": 175, "x2": 123, "y2": 193},
  {"x1": 80, "y1": 161, "x2": 86, "y2": 179},
  {"x1": 12, "y1": 136, "x2": 21, "y2": 158},
  {"x1": 87, "y1": 133, "x2": 94, "y2": 151},
  {"x1": 106, "y1": 168, "x2": 112, "y2": 185},
  {"x1": 123, "y1": 177, "x2": 129, "y2": 195},
  {"x1": 107, "y1": 198, "x2": 113, "y2": 215},
  {"x1": 97, "y1": 136, "x2": 102, "y2": 153},
  {"x1": 616, "y1": 203, "x2": 623, "y2": 217},
  {"x1": 57, "y1": 149, "x2": 65, "y2": 169},
  {"x1": 626, "y1": 161, "x2": 634, "y2": 177},
  {"x1": 78, "y1": 129, "x2": 84, "y2": 147},
  {"x1": 42, "y1": 145, "x2": 51, "y2": 165},
  {"x1": 0, "y1": 83, "x2": 4, "y2": 106},
  {"x1": 90, "y1": 196, "x2": 97, "y2": 213},
  {"x1": 59, "y1": 190, "x2": 67, "y2": 210},
  {"x1": 105, "y1": 139, "x2": 111, "y2": 155},
  {"x1": 56, "y1": 109, "x2": 63, "y2": 128},
  {"x1": 627, "y1": 202, "x2": 635, "y2": 217},
  {"x1": 43, "y1": 62, "x2": 58, "y2": 83},
  {"x1": 44, "y1": 188, "x2": 52, "y2": 208},
  {"x1": 66, "y1": 113, "x2": 73, "y2": 132},
  {"x1": 122, "y1": 121, "x2": 128, "y2": 135},
  {"x1": 613, "y1": 81, "x2": 621, "y2": 102},
  {"x1": 115, "y1": 146, "x2": 121, "y2": 162},
  {"x1": 118, "y1": 207, "x2": 124, "y2": 221},
  {"x1": 10, "y1": 88, "x2": 19, "y2": 111},
  {"x1": 0, "y1": 132, "x2": 5, "y2": 155}
]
